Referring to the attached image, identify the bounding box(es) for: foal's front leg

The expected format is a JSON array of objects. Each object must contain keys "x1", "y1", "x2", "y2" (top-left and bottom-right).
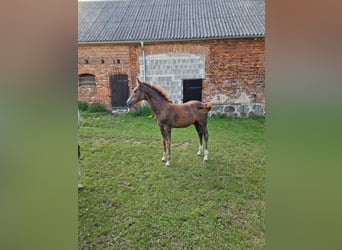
[
  {"x1": 160, "y1": 127, "x2": 166, "y2": 162},
  {"x1": 165, "y1": 127, "x2": 172, "y2": 167},
  {"x1": 160, "y1": 126, "x2": 172, "y2": 166}
]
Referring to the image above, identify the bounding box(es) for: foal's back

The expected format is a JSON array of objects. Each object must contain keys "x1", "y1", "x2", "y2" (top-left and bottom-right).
[{"x1": 165, "y1": 100, "x2": 210, "y2": 128}]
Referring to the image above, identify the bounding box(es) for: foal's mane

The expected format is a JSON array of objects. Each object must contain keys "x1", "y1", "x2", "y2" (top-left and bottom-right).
[{"x1": 142, "y1": 81, "x2": 173, "y2": 103}]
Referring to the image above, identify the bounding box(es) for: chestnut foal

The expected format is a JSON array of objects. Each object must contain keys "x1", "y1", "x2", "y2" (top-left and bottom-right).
[{"x1": 127, "y1": 79, "x2": 212, "y2": 167}]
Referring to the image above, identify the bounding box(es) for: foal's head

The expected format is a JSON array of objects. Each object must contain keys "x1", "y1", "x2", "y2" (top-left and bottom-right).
[
  {"x1": 127, "y1": 79, "x2": 145, "y2": 106},
  {"x1": 127, "y1": 79, "x2": 174, "y2": 108}
]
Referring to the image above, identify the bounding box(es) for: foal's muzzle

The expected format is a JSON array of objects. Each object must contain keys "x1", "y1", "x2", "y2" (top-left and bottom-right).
[{"x1": 126, "y1": 98, "x2": 134, "y2": 106}]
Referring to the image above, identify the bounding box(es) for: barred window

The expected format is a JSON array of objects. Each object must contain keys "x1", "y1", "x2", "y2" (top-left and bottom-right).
[{"x1": 78, "y1": 74, "x2": 96, "y2": 85}]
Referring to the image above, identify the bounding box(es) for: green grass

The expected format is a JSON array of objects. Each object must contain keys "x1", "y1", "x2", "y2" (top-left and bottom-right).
[{"x1": 78, "y1": 112, "x2": 265, "y2": 249}]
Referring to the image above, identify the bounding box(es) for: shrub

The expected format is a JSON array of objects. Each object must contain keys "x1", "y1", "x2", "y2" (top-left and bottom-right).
[
  {"x1": 78, "y1": 101, "x2": 89, "y2": 111},
  {"x1": 128, "y1": 104, "x2": 154, "y2": 117},
  {"x1": 211, "y1": 112, "x2": 229, "y2": 119},
  {"x1": 88, "y1": 102, "x2": 108, "y2": 113}
]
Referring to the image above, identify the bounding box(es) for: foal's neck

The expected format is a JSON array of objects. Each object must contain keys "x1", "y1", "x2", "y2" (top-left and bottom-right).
[{"x1": 144, "y1": 88, "x2": 170, "y2": 115}]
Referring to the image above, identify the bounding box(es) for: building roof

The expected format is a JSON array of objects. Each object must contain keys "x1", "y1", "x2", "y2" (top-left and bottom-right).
[{"x1": 78, "y1": 0, "x2": 265, "y2": 43}]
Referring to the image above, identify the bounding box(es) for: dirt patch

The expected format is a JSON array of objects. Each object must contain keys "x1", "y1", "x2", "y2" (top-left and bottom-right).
[{"x1": 173, "y1": 141, "x2": 191, "y2": 148}]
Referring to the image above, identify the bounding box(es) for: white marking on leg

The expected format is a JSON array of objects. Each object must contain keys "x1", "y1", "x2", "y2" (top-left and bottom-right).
[
  {"x1": 161, "y1": 152, "x2": 166, "y2": 162},
  {"x1": 165, "y1": 161, "x2": 170, "y2": 167},
  {"x1": 197, "y1": 145, "x2": 203, "y2": 156},
  {"x1": 203, "y1": 149, "x2": 209, "y2": 161}
]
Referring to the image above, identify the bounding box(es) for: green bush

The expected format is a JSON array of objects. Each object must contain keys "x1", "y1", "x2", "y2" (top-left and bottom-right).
[
  {"x1": 78, "y1": 101, "x2": 89, "y2": 111},
  {"x1": 211, "y1": 112, "x2": 229, "y2": 119},
  {"x1": 128, "y1": 104, "x2": 154, "y2": 117},
  {"x1": 87, "y1": 102, "x2": 108, "y2": 113}
]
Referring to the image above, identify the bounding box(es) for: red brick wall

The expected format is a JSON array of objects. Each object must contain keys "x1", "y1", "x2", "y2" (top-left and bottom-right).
[
  {"x1": 206, "y1": 39, "x2": 265, "y2": 104},
  {"x1": 78, "y1": 38, "x2": 265, "y2": 109},
  {"x1": 78, "y1": 44, "x2": 132, "y2": 109}
]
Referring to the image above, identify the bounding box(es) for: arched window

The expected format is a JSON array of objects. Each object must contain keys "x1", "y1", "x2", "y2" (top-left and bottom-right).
[{"x1": 78, "y1": 73, "x2": 96, "y2": 85}]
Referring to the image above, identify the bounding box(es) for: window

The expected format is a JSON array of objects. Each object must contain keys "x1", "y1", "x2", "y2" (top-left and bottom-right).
[{"x1": 78, "y1": 74, "x2": 96, "y2": 85}]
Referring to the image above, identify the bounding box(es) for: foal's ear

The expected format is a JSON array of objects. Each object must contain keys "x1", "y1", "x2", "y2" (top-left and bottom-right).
[{"x1": 137, "y1": 78, "x2": 142, "y2": 85}]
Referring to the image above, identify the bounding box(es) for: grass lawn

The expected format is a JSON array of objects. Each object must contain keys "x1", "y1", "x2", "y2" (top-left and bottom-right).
[{"x1": 78, "y1": 111, "x2": 265, "y2": 249}]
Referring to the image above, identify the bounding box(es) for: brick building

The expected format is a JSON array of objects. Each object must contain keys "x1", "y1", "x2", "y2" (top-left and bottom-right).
[{"x1": 78, "y1": 0, "x2": 265, "y2": 116}]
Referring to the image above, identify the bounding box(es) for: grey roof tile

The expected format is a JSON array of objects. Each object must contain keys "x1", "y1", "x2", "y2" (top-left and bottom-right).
[{"x1": 78, "y1": 0, "x2": 265, "y2": 43}]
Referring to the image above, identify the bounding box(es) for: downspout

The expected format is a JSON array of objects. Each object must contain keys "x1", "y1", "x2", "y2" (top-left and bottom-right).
[
  {"x1": 140, "y1": 41, "x2": 147, "y2": 106},
  {"x1": 140, "y1": 41, "x2": 146, "y2": 81}
]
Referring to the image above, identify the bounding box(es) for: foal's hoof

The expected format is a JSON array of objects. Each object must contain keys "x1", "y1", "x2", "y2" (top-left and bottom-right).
[
  {"x1": 161, "y1": 157, "x2": 166, "y2": 162},
  {"x1": 165, "y1": 161, "x2": 170, "y2": 167}
]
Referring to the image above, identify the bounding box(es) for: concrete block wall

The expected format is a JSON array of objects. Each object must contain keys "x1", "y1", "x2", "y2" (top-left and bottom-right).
[{"x1": 139, "y1": 53, "x2": 205, "y2": 104}]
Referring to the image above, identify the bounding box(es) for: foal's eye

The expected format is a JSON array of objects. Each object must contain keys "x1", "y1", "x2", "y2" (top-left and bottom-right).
[{"x1": 133, "y1": 90, "x2": 137, "y2": 93}]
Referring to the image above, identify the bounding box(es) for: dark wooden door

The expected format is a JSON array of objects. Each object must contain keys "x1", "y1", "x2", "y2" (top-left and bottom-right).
[
  {"x1": 109, "y1": 74, "x2": 129, "y2": 107},
  {"x1": 183, "y1": 79, "x2": 202, "y2": 103}
]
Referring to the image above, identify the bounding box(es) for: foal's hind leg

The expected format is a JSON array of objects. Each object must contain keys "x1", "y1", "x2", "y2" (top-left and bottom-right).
[
  {"x1": 194, "y1": 122, "x2": 203, "y2": 156},
  {"x1": 203, "y1": 126, "x2": 209, "y2": 161}
]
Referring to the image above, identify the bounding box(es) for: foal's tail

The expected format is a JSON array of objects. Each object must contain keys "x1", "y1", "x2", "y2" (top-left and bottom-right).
[{"x1": 198, "y1": 103, "x2": 212, "y2": 113}]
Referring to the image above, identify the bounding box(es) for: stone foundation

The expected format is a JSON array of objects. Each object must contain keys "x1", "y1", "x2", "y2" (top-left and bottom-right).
[{"x1": 209, "y1": 104, "x2": 265, "y2": 117}]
